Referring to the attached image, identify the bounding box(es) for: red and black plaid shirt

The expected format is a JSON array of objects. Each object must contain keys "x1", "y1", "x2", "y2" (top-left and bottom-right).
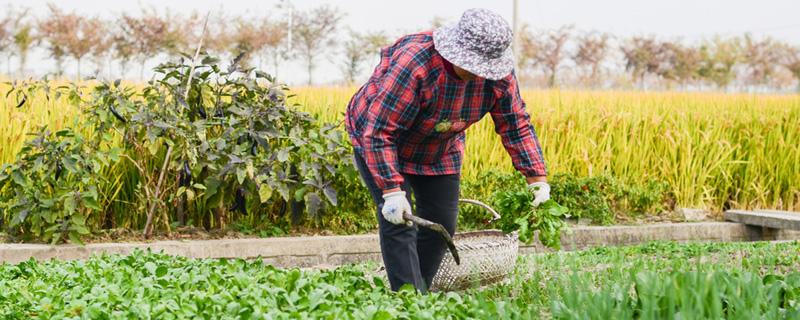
[{"x1": 345, "y1": 32, "x2": 547, "y2": 191}]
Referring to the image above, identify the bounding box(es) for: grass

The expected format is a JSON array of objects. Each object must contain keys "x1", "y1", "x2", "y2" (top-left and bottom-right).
[{"x1": 1, "y1": 240, "x2": 799, "y2": 318}]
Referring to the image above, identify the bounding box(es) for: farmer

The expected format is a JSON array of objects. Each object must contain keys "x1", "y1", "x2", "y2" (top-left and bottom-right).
[{"x1": 345, "y1": 8, "x2": 549, "y2": 292}]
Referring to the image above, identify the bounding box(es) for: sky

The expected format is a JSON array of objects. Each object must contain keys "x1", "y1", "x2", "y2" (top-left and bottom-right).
[{"x1": 2, "y1": 0, "x2": 799, "y2": 84}]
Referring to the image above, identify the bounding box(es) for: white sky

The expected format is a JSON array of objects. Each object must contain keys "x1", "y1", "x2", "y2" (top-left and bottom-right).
[{"x1": 2, "y1": 0, "x2": 799, "y2": 84}]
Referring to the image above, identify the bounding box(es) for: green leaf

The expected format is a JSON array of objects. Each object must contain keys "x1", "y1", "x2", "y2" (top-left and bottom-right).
[
  {"x1": 155, "y1": 265, "x2": 168, "y2": 277},
  {"x1": 277, "y1": 148, "x2": 290, "y2": 162},
  {"x1": 82, "y1": 196, "x2": 101, "y2": 211},
  {"x1": 236, "y1": 168, "x2": 247, "y2": 184},
  {"x1": 144, "y1": 261, "x2": 157, "y2": 275},
  {"x1": 305, "y1": 192, "x2": 322, "y2": 216},
  {"x1": 258, "y1": 184, "x2": 273, "y2": 203},
  {"x1": 68, "y1": 231, "x2": 84, "y2": 245},
  {"x1": 11, "y1": 170, "x2": 26, "y2": 186},
  {"x1": 204, "y1": 177, "x2": 222, "y2": 201},
  {"x1": 323, "y1": 185, "x2": 338, "y2": 206},
  {"x1": 294, "y1": 187, "x2": 307, "y2": 202},
  {"x1": 201, "y1": 56, "x2": 220, "y2": 65},
  {"x1": 64, "y1": 195, "x2": 77, "y2": 215}
]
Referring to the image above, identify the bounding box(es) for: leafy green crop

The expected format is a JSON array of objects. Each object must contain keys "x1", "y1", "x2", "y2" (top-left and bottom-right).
[
  {"x1": 0, "y1": 127, "x2": 115, "y2": 244},
  {"x1": 494, "y1": 188, "x2": 569, "y2": 249},
  {"x1": 2, "y1": 241, "x2": 800, "y2": 319},
  {"x1": 1, "y1": 54, "x2": 353, "y2": 241}
]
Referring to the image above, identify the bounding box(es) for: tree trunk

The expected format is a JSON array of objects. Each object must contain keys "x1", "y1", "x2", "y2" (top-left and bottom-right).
[
  {"x1": 106, "y1": 55, "x2": 112, "y2": 80},
  {"x1": 273, "y1": 55, "x2": 280, "y2": 77},
  {"x1": 76, "y1": 58, "x2": 82, "y2": 80},
  {"x1": 307, "y1": 54, "x2": 314, "y2": 86},
  {"x1": 590, "y1": 64, "x2": 600, "y2": 89},
  {"x1": 55, "y1": 57, "x2": 64, "y2": 78},
  {"x1": 6, "y1": 56, "x2": 10, "y2": 78},
  {"x1": 139, "y1": 59, "x2": 147, "y2": 81},
  {"x1": 120, "y1": 60, "x2": 128, "y2": 79},
  {"x1": 18, "y1": 52, "x2": 27, "y2": 77}
]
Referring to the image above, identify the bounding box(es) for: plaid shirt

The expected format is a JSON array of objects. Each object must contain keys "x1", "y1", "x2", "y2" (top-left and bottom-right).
[{"x1": 345, "y1": 32, "x2": 547, "y2": 191}]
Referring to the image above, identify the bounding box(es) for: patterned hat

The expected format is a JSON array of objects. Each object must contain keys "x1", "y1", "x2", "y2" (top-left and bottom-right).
[{"x1": 433, "y1": 8, "x2": 515, "y2": 80}]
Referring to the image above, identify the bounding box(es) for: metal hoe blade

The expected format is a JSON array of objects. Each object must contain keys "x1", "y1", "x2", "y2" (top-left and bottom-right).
[{"x1": 403, "y1": 212, "x2": 461, "y2": 265}]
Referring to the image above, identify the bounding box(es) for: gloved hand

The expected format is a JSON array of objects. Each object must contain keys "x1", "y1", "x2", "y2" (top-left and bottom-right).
[
  {"x1": 382, "y1": 191, "x2": 413, "y2": 226},
  {"x1": 527, "y1": 182, "x2": 551, "y2": 207}
]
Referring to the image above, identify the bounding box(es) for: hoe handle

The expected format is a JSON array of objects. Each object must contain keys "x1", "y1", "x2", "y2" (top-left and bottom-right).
[{"x1": 402, "y1": 212, "x2": 461, "y2": 265}]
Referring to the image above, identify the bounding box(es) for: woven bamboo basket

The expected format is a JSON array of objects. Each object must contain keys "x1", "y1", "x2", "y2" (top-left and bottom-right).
[{"x1": 430, "y1": 199, "x2": 519, "y2": 292}]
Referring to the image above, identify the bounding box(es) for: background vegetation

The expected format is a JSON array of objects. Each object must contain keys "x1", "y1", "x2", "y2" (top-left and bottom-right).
[
  {"x1": 0, "y1": 3, "x2": 798, "y2": 91},
  {"x1": 0, "y1": 3, "x2": 798, "y2": 243},
  {"x1": 2, "y1": 75, "x2": 797, "y2": 242}
]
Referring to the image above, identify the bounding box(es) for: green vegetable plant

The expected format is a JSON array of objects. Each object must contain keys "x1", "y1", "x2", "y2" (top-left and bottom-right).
[
  {"x1": 494, "y1": 188, "x2": 570, "y2": 249},
  {"x1": 84, "y1": 54, "x2": 352, "y2": 236},
  {"x1": 1, "y1": 54, "x2": 353, "y2": 242},
  {"x1": 0, "y1": 127, "x2": 117, "y2": 243}
]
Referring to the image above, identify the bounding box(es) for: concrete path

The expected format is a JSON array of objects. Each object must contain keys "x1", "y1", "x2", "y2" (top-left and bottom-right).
[
  {"x1": 724, "y1": 210, "x2": 800, "y2": 230},
  {"x1": 1, "y1": 222, "x2": 798, "y2": 267}
]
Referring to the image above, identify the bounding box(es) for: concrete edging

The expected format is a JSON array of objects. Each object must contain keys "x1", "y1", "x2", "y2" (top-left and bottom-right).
[{"x1": 1, "y1": 222, "x2": 798, "y2": 267}]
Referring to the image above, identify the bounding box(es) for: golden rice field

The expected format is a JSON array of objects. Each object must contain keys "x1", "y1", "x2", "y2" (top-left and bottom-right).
[
  {"x1": 2, "y1": 83, "x2": 799, "y2": 212},
  {"x1": 292, "y1": 87, "x2": 800, "y2": 212}
]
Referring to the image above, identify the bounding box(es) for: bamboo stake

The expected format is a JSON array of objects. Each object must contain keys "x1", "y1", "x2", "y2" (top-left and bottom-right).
[{"x1": 143, "y1": 12, "x2": 212, "y2": 239}]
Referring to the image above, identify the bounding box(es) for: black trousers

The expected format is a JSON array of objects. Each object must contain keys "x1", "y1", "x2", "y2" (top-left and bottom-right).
[{"x1": 353, "y1": 153, "x2": 459, "y2": 292}]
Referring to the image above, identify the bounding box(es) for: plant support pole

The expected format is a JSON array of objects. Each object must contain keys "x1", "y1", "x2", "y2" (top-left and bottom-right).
[{"x1": 143, "y1": 12, "x2": 212, "y2": 239}]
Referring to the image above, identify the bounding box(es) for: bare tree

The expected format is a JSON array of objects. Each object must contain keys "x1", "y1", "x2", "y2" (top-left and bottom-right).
[
  {"x1": 230, "y1": 19, "x2": 265, "y2": 67},
  {"x1": 90, "y1": 20, "x2": 114, "y2": 79},
  {"x1": 0, "y1": 10, "x2": 14, "y2": 76},
  {"x1": 255, "y1": 19, "x2": 288, "y2": 76},
  {"x1": 341, "y1": 30, "x2": 389, "y2": 85},
  {"x1": 111, "y1": 26, "x2": 136, "y2": 79},
  {"x1": 38, "y1": 5, "x2": 106, "y2": 79},
  {"x1": 697, "y1": 36, "x2": 741, "y2": 90},
  {"x1": 202, "y1": 12, "x2": 234, "y2": 58},
  {"x1": 782, "y1": 46, "x2": 800, "y2": 92},
  {"x1": 621, "y1": 36, "x2": 662, "y2": 89},
  {"x1": 741, "y1": 34, "x2": 783, "y2": 89},
  {"x1": 292, "y1": 5, "x2": 344, "y2": 85},
  {"x1": 10, "y1": 7, "x2": 35, "y2": 77},
  {"x1": 533, "y1": 26, "x2": 572, "y2": 88},
  {"x1": 37, "y1": 5, "x2": 69, "y2": 76},
  {"x1": 516, "y1": 24, "x2": 539, "y2": 83},
  {"x1": 118, "y1": 10, "x2": 175, "y2": 80},
  {"x1": 573, "y1": 32, "x2": 611, "y2": 88},
  {"x1": 656, "y1": 41, "x2": 701, "y2": 88}
]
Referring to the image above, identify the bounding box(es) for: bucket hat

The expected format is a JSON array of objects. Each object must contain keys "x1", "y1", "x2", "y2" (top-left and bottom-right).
[{"x1": 433, "y1": 8, "x2": 515, "y2": 80}]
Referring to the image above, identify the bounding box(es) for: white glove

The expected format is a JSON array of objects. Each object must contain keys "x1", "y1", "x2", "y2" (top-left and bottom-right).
[
  {"x1": 381, "y1": 191, "x2": 413, "y2": 226},
  {"x1": 527, "y1": 182, "x2": 551, "y2": 207}
]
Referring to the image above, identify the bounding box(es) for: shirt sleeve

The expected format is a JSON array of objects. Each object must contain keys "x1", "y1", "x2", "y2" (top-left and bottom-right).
[
  {"x1": 358, "y1": 46, "x2": 424, "y2": 191},
  {"x1": 489, "y1": 73, "x2": 548, "y2": 177}
]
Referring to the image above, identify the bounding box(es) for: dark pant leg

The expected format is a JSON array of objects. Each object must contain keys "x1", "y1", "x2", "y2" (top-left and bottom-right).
[
  {"x1": 405, "y1": 173, "x2": 460, "y2": 289},
  {"x1": 352, "y1": 153, "x2": 425, "y2": 291}
]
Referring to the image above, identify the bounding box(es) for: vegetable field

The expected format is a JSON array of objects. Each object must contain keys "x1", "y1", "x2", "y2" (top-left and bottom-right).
[{"x1": 2, "y1": 241, "x2": 800, "y2": 319}]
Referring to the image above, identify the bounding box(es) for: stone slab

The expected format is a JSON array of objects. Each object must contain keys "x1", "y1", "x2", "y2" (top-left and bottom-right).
[{"x1": 724, "y1": 210, "x2": 800, "y2": 230}]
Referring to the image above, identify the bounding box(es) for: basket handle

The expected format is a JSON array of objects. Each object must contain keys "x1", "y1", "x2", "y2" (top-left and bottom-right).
[{"x1": 458, "y1": 199, "x2": 501, "y2": 224}]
